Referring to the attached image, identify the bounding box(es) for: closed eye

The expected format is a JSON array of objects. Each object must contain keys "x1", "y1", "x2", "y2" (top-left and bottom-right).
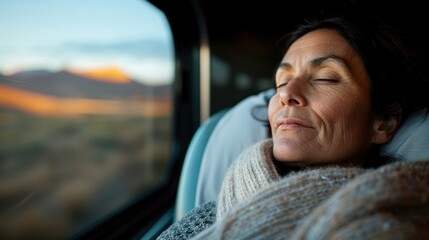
[
  {"x1": 276, "y1": 82, "x2": 287, "y2": 88},
  {"x1": 315, "y1": 79, "x2": 339, "y2": 83}
]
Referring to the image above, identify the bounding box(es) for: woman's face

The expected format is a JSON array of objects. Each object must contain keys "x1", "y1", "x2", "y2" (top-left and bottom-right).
[{"x1": 269, "y1": 28, "x2": 381, "y2": 167}]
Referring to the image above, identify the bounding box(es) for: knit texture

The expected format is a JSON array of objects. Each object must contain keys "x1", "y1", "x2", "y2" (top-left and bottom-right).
[
  {"x1": 156, "y1": 201, "x2": 216, "y2": 240},
  {"x1": 190, "y1": 139, "x2": 366, "y2": 239},
  {"x1": 157, "y1": 139, "x2": 429, "y2": 239},
  {"x1": 191, "y1": 140, "x2": 429, "y2": 239},
  {"x1": 217, "y1": 139, "x2": 281, "y2": 218},
  {"x1": 291, "y1": 160, "x2": 429, "y2": 240}
]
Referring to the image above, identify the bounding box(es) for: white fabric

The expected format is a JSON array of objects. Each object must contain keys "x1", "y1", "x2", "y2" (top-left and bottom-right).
[
  {"x1": 195, "y1": 89, "x2": 429, "y2": 207},
  {"x1": 381, "y1": 108, "x2": 429, "y2": 161},
  {"x1": 195, "y1": 89, "x2": 273, "y2": 205}
]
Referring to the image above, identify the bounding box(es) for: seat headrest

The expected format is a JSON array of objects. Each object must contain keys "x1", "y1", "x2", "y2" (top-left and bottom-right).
[{"x1": 381, "y1": 109, "x2": 429, "y2": 161}]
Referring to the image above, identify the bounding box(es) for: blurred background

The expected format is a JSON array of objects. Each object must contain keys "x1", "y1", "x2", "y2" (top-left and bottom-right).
[{"x1": 0, "y1": 0, "x2": 174, "y2": 238}]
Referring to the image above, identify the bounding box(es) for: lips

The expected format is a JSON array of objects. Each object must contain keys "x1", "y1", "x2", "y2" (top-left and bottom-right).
[{"x1": 275, "y1": 118, "x2": 312, "y2": 129}]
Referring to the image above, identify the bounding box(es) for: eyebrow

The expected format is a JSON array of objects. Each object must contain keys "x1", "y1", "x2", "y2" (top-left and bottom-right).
[{"x1": 277, "y1": 54, "x2": 349, "y2": 70}]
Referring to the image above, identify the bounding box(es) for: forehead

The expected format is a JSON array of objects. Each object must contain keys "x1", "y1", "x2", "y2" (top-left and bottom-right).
[{"x1": 283, "y1": 28, "x2": 358, "y2": 62}]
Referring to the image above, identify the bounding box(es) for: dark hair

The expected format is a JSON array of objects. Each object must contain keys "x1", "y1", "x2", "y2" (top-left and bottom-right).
[{"x1": 281, "y1": 13, "x2": 429, "y2": 120}]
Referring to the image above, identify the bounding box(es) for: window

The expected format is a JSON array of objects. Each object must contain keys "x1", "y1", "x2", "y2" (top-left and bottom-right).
[{"x1": 0, "y1": 0, "x2": 174, "y2": 239}]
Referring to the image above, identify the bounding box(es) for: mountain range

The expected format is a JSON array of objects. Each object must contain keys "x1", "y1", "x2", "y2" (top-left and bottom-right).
[
  {"x1": 0, "y1": 69, "x2": 172, "y2": 116},
  {"x1": 0, "y1": 69, "x2": 171, "y2": 100}
]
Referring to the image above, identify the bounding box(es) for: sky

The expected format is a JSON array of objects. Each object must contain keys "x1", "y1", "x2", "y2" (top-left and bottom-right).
[{"x1": 0, "y1": 0, "x2": 174, "y2": 85}]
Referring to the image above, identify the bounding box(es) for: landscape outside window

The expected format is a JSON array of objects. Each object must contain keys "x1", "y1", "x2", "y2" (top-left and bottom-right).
[{"x1": 0, "y1": 0, "x2": 174, "y2": 239}]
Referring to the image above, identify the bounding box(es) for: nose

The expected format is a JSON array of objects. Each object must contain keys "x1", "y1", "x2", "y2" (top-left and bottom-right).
[{"x1": 278, "y1": 78, "x2": 307, "y2": 107}]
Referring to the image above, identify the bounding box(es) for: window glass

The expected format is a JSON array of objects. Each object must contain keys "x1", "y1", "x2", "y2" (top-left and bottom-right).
[{"x1": 0, "y1": 0, "x2": 174, "y2": 239}]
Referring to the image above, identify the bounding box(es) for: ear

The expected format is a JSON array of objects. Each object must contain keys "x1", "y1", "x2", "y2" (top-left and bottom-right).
[{"x1": 372, "y1": 114, "x2": 401, "y2": 144}]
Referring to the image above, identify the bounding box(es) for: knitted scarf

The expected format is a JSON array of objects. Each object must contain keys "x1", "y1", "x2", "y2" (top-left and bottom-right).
[
  {"x1": 216, "y1": 139, "x2": 366, "y2": 219},
  {"x1": 192, "y1": 139, "x2": 429, "y2": 239}
]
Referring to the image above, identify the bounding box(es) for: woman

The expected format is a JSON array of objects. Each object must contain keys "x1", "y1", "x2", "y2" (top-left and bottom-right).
[{"x1": 158, "y1": 11, "x2": 429, "y2": 240}]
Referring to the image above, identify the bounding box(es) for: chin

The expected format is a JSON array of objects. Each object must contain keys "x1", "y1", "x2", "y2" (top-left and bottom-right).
[{"x1": 273, "y1": 147, "x2": 308, "y2": 163}]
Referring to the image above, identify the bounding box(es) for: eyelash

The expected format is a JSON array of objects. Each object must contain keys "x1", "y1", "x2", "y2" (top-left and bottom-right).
[
  {"x1": 315, "y1": 78, "x2": 338, "y2": 82},
  {"x1": 276, "y1": 78, "x2": 338, "y2": 88},
  {"x1": 276, "y1": 82, "x2": 287, "y2": 88}
]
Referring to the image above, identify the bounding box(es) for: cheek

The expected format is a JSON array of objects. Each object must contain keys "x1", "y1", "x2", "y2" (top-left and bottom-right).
[
  {"x1": 318, "y1": 90, "x2": 373, "y2": 137},
  {"x1": 321, "y1": 88, "x2": 370, "y2": 115},
  {"x1": 268, "y1": 95, "x2": 279, "y2": 126}
]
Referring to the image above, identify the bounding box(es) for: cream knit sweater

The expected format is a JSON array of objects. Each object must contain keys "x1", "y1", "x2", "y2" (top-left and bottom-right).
[
  {"x1": 193, "y1": 139, "x2": 429, "y2": 239},
  {"x1": 158, "y1": 139, "x2": 429, "y2": 239}
]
